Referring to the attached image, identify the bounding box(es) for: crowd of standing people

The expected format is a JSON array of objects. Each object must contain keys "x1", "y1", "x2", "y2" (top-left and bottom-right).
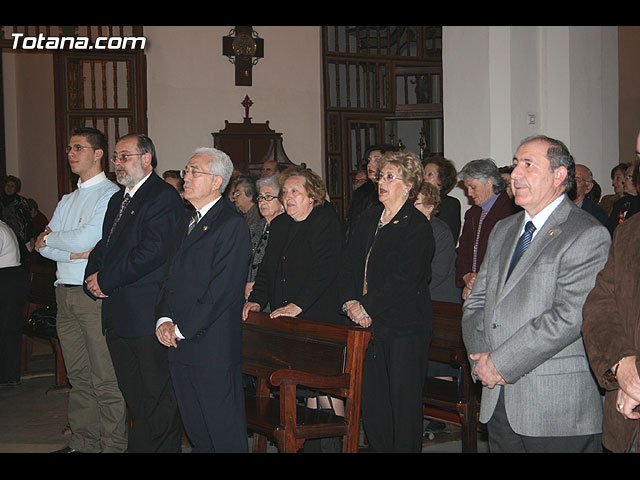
[{"x1": 2, "y1": 126, "x2": 640, "y2": 454}]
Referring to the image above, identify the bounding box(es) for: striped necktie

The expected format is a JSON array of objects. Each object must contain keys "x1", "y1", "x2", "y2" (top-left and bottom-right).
[
  {"x1": 506, "y1": 221, "x2": 536, "y2": 280},
  {"x1": 107, "y1": 193, "x2": 131, "y2": 245},
  {"x1": 187, "y1": 210, "x2": 201, "y2": 235}
]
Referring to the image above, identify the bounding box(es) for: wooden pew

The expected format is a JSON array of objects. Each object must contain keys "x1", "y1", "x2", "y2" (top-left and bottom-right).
[
  {"x1": 243, "y1": 311, "x2": 371, "y2": 453},
  {"x1": 20, "y1": 261, "x2": 67, "y2": 387},
  {"x1": 423, "y1": 300, "x2": 482, "y2": 453}
]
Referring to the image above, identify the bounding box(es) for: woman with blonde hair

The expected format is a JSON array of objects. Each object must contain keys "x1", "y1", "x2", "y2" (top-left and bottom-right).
[{"x1": 339, "y1": 151, "x2": 435, "y2": 452}]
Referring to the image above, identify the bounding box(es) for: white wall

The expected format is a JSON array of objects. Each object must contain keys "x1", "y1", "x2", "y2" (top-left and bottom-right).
[
  {"x1": 2, "y1": 52, "x2": 58, "y2": 218},
  {"x1": 443, "y1": 25, "x2": 619, "y2": 214},
  {"x1": 144, "y1": 26, "x2": 324, "y2": 177}
]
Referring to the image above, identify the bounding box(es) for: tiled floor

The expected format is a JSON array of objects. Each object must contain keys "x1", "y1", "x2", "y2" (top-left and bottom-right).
[{"x1": 0, "y1": 338, "x2": 487, "y2": 454}]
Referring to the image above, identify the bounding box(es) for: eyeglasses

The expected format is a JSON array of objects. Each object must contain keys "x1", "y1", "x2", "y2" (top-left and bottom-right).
[
  {"x1": 257, "y1": 193, "x2": 277, "y2": 202},
  {"x1": 110, "y1": 153, "x2": 143, "y2": 164},
  {"x1": 180, "y1": 167, "x2": 216, "y2": 179},
  {"x1": 375, "y1": 172, "x2": 401, "y2": 183},
  {"x1": 65, "y1": 144, "x2": 96, "y2": 154}
]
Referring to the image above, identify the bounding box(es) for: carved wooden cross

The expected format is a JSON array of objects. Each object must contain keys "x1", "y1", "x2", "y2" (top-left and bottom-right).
[
  {"x1": 242, "y1": 95, "x2": 253, "y2": 119},
  {"x1": 222, "y1": 26, "x2": 264, "y2": 86}
]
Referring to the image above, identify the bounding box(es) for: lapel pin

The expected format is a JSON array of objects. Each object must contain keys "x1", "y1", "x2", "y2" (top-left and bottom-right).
[
  {"x1": 549, "y1": 230, "x2": 556, "y2": 236},
  {"x1": 202, "y1": 226, "x2": 209, "y2": 231}
]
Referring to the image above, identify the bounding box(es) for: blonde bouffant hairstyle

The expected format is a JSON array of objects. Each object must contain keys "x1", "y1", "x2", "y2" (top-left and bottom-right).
[{"x1": 378, "y1": 151, "x2": 424, "y2": 200}]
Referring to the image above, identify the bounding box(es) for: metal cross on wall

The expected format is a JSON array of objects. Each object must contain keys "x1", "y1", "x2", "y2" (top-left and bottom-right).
[{"x1": 222, "y1": 26, "x2": 264, "y2": 86}]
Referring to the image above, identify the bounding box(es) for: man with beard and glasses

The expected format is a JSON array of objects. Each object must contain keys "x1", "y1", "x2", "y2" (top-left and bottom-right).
[{"x1": 84, "y1": 133, "x2": 185, "y2": 453}]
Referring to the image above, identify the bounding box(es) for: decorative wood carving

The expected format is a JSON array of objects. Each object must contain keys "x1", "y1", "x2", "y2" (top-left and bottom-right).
[{"x1": 212, "y1": 96, "x2": 303, "y2": 175}]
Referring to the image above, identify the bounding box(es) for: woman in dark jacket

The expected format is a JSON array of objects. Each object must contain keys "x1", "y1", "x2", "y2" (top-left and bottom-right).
[
  {"x1": 423, "y1": 156, "x2": 462, "y2": 242},
  {"x1": 455, "y1": 159, "x2": 518, "y2": 300},
  {"x1": 339, "y1": 151, "x2": 435, "y2": 453},
  {"x1": 243, "y1": 167, "x2": 344, "y2": 325}
]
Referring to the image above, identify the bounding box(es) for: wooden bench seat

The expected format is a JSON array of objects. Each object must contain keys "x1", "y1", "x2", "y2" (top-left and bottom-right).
[
  {"x1": 423, "y1": 301, "x2": 482, "y2": 453},
  {"x1": 243, "y1": 311, "x2": 371, "y2": 453}
]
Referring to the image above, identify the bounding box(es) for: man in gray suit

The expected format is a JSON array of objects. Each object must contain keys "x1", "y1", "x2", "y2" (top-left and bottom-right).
[{"x1": 462, "y1": 135, "x2": 610, "y2": 452}]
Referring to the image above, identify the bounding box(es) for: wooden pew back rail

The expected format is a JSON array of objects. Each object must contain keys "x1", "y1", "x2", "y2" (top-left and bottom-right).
[
  {"x1": 423, "y1": 301, "x2": 482, "y2": 453},
  {"x1": 243, "y1": 312, "x2": 371, "y2": 453}
]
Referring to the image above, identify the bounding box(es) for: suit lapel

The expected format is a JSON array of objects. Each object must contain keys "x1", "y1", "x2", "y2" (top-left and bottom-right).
[
  {"x1": 106, "y1": 173, "x2": 158, "y2": 248},
  {"x1": 497, "y1": 198, "x2": 571, "y2": 303},
  {"x1": 179, "y1": 196, "x2": 224, "y2": 250}
]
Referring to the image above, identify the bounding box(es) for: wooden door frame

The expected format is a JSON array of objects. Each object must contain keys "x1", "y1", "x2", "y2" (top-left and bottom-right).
[{"x1": 52, "y1": 50, "x2": 147, "y2": 197}]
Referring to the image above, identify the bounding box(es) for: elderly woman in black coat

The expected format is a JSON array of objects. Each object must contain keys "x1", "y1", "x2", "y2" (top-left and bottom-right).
[
  {"x1": 242, "y1": 167, "x2": 344, "y2": 324},
  {"x1": 339, "y1": 151, "x2": 435, "y2": 453}
]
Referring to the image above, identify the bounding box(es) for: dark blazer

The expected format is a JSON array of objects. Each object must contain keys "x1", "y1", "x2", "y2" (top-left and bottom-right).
[
  {"x1": 605, "y1": 194, "x2": 639, "y2": 236},
  {"x1": 429, "y1": 215, "x2": 461, "y2": 303},
  {"x1": 248, "y1": 203, "x2": 345, "y2": 325},
  {"x1": 155, "y1": 195, "x2": 251, "y2": 452},
  {"x1": 455, "y1": 191, "x2": 517, "y2": 288},
  {"x1": 344, "y1": 180, "x2": 380, "y2": 244},
  {"x1": 580, "y1": 197, "x2": 608, "y2": 225},
  {"x1": 582, "y1": 213, "x2": 640, "y2": 452},
  {"x1": 436, "y1": 193, "x2": 461, "y2": 243},
  {"x1": 339, "y1": 199, "x2": 435, "y2": 332},
  {"x1": 84, "y1": 172, "x2": 185, "y2": 338},
  {"x1": 156, "y1": 196, "x2": 251, "y2": 365}
]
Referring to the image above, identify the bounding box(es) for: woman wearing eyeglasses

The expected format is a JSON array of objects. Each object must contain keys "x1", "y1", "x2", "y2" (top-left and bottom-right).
[
  {"x1": 242, "y1": 167, "x2": 346, "y2": 452},
  {"x1": 242, "y1": 167, "x2": 344, "y2": 325},
  {"x1": 244, "y1": 174, "x2": 285, "y2": 300},
  {"x1": 338, "y1": 151, "x2": 435, "y2": 452}
]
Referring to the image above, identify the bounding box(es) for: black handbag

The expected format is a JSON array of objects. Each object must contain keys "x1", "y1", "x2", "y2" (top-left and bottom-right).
[{"x1": 25, "y1": 305, "x2": 57, "y2": 336}]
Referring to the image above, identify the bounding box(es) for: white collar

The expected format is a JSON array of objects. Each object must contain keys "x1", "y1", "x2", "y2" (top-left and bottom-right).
[
  {"x1": 194, "y1": 195, "x2": 222, "y2": 220},
  {"x1": 77, "y1": 171, "x2": 107, "y2": 189},
  {"x1": 522, "y1": 194, "x2": 565, "y2": 239}
]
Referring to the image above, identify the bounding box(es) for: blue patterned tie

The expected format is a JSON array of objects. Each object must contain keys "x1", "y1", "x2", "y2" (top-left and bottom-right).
[{"x1": 506, "y1": 221, "x2": 536, "y2": 280}]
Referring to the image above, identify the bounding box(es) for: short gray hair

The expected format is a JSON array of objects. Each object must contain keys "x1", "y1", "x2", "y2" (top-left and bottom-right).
[
  {"x1": 256, "y1": 173, "x2": 281, "y2": 194},
  {"x1": 458, "y1": 158, "x2": 505, "y2": 194},
  {"x1": 191, "y1": 147, "x2": 234, "y2": 192}
]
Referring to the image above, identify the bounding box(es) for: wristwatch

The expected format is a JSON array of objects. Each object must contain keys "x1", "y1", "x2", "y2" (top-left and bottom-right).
[{"x1": 604, "y1": 357, "x2": 625, "y2": 384}]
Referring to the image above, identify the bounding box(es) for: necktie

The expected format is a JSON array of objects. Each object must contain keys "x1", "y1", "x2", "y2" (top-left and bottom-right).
[
  {"x1": 107, "y1": 193, "x2": 131, "y2": 245},
  {"x1": 506, "y1": 221, "x2": 536, "y2": 280},
  {"x1": 187, "y1": 211, "x2": 201, "y2": 235}
]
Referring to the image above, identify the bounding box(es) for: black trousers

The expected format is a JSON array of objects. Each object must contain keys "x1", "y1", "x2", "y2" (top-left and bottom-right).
[
  {"x1": 361, "y1": 325, "x2": 430, "y2": 453},
  {"x1": 487, "y1": 388, "x2": 602, "y2": 453},
  {"x1": 0, "y1": 266, "x2": 30, "y2": 383},
  {"x1": 170, "y1": 361, "x2": 248, "y2": 453},
  {"x1": 105, "y1": 329, "x2": 182, "y2": 453}
]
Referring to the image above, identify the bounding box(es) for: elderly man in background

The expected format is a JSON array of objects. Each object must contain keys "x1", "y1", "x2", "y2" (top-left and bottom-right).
[
  {"x1": 572, "y1": 163, "x2": 608, "y2": 225},
  {"x1": 462, "y1": 135, "x2": 610, "y2": 453}
]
